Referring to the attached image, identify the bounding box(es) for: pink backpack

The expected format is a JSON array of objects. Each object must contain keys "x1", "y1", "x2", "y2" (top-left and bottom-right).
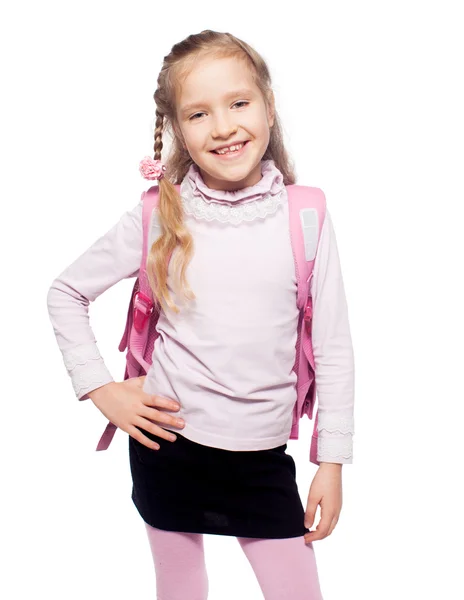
[{"x1": 96, "y1": 184, "x2": 326, "y2": 465}]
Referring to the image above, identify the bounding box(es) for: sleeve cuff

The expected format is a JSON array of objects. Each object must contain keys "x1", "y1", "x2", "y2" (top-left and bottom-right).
[
  {"x1": 317, "y1": 432, "x2": 353, "y2": 464},
  {"x1": 61, "y1": 343, "x2": 115, "y2": 401}
]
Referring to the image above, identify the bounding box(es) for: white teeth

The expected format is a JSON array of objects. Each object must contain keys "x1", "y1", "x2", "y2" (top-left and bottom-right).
[{"x1": 215, "y1": 142, "x2": 245, "y2": 155}]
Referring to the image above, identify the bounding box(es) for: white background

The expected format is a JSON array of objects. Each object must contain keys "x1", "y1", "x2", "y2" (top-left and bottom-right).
[{"x1": 2, "y1": 1, "x2": 463, "y2": 598}]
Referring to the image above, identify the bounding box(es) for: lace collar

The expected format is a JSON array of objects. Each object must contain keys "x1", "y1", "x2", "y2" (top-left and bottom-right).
[{"x1": 179, "y1": 159, "x2": 286, "y2": 225}]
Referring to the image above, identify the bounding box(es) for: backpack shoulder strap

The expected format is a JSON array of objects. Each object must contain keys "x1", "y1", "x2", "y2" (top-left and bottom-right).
[
  {"x1": 138, "y1": 183, "x2": 182, "y2": 298},
  {"x1": 286, "y1": 184, "x2": 327, "y2": 310},
  {"x1": 138, "y1": 186, "x2": 158, "y2": 297}
]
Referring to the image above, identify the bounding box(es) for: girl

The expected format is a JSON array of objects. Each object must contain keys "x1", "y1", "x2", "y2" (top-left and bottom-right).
[{"x1": 47, "y1": 30, "x2": 354, "y2": 600}]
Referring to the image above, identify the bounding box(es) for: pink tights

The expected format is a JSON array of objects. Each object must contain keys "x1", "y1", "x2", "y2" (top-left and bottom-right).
[{"x1": 144, "y1": 522, "x2": 323, "y2": 600}]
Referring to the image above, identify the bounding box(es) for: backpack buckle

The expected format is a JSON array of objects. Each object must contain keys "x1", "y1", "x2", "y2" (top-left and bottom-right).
[
  {"x1": 304, "y1": 272, "x2": 314, "y2": 323},
  {"x1": 133, "y1": 291, "x2": 154, "y2": 333},
  {"x1": 303, "y1": 300, "x2": 313, "y2": 322}
]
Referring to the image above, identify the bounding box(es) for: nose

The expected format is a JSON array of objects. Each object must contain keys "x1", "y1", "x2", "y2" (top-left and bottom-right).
[{"x1": 211, "y1": 111, "x2": 238, "y2": 140}]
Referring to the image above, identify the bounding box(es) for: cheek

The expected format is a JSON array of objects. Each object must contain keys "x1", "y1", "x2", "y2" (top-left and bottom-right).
[
  {"x1": 246, "y1": 110, "x2": 271, "y2": 137},
  {"x1": 185, "y1": 129, "x2": 206, "y2": 150},
  {"x1": 253, "y1": 122, "x2": 271, "y2": 147}
]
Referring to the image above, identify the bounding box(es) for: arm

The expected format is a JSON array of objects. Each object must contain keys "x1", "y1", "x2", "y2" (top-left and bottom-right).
[
  {"x1": 303, "y1": 208, "x2": 354, "y2": 543},
  {"x1": 46, "y1": 197, "x2": 144, "y2": 401},
  {"x1": 310, "y1": 208, "x2": 355, "y2": 465}
]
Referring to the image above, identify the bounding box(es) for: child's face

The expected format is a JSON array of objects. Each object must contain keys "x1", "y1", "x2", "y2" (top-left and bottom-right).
[{"x1": 175, "y1": 55, "x2": 275, "y2": 191}]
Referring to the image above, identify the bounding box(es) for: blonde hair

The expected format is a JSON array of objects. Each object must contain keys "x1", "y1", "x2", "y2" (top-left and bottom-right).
[{"x1": 147, "y1": 30, "x2": 296, "y2": 314}]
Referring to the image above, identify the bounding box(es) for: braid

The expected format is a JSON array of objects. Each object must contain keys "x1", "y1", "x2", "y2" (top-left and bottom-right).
[
  {"x1": 153, "y1": 111, "x2": 164, "y2": 160},
  {"x1": 146, "y1": 104, "x2": 196, "y2": 314}
]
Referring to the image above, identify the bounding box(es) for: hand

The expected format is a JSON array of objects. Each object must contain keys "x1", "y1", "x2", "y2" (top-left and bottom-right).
[
  {"x1": 304, "y1": 463, "x2": 343, "y2": 544},
  {"x1": 88, "y1": 376, "x2": 185, "y2": 450}
]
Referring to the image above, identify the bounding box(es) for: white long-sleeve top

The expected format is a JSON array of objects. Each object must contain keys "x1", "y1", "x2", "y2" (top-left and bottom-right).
[{"x1": 47, "y1": 160, "x2": 355, "y2": 463}]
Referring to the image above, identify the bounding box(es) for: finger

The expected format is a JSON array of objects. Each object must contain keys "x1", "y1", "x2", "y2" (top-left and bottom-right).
[
  {"x1": 327, "y1": 514, "x2": 339, "y2": 536},
  {"x1": 305, "y1": 528, "x2": 325, "y2": 542},
  {"x1": 305, "y1": 513, "x2": 334, "y2": 542},
  {"x1": 304, "y1": 501, "x2": 319, "y2": 528},
  {"x1": 128, "y1": 425, "x2": 160, "y2": 450},
  {"x1": 140, "y1": 404, "x2": 185, "y2": 429},
  {"x1": 143, "y1": 394, "x2": 180, "y2": 412},
  {"x1": 134, "y1": 415, "x2": 179, "y2": 443}
]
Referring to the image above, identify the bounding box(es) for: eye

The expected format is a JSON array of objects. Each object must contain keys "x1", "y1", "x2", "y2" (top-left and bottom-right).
[{"x1": 189, "y1": 101, "x2": 249, "y2": 121}]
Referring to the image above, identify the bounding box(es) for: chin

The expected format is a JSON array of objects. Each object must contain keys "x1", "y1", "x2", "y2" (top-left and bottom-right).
[{"x1": 205, "y1": 161, "x2": 249, "y2": 178}]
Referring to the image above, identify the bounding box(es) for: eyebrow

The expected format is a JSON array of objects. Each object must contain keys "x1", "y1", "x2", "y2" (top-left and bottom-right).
[{"x1": 180, "y1": 88, "x2": 254, "y2": 116}]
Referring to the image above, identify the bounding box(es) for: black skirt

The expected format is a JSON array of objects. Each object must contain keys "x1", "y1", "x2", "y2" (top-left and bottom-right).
[{"x1": 128, "y1": 428, "x2": 310, "y2": 539}]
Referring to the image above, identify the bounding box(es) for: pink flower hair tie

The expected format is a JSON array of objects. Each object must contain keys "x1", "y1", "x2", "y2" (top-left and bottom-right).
[{"x1": 139, "y1": 156, "x2": 167, "y2": 181}]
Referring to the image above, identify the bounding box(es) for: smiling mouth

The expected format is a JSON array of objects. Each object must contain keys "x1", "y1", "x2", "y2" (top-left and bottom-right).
[{"x1": 210, "y1": 141, "x2": 250, "y2": 154}]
